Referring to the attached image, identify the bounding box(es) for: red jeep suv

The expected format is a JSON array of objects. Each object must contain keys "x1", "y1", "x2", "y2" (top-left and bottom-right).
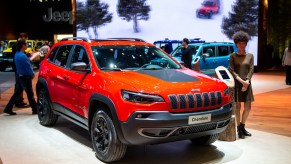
[
  {"x1": 36, "y1": 37, "x2": 232, "y2": 162},
  {"x1": 196, "y1": 0, "x2": 220, "y2": 19}
]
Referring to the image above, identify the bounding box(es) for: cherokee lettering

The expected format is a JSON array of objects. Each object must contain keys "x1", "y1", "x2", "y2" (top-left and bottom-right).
[{"x1": 192, "y1": 116, "x2": 209, "y2": 122}]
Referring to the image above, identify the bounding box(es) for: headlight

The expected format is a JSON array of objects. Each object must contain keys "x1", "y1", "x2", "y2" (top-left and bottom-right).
[{"x1": 121, "y1": 90, "x2": 164, "y2": 104}]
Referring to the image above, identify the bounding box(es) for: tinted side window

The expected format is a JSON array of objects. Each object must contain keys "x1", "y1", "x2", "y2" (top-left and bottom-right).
[
  {"x1": 230, "y1": 46, "x2": 235, "y2": 53},
  {"x1": 48, "y1": 46, "x2": 59, "y2": 61},
  {"x1": 70, "y1": 45, "x2": 89, "y2": 67},
  {"x1": 218, "y1": 46, "x2": 229, "y2": 56},
  {"x1": 54, "y1": 45, "x2": 73, "y2": 67},
  {"x1": 171, "y1": 43, "x2": 180, "y2": 52},
  {"x1": 202, "y1": 46, "x2": 215, "y2": 57}
]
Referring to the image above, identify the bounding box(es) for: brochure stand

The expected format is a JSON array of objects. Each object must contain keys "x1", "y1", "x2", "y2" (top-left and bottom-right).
[{"x1": 215, "y1": 66, "x2": 236, "y2": 141}]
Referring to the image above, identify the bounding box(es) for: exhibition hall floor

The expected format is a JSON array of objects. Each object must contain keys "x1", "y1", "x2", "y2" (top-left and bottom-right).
[{"x1": 0, "y1": 71, "x2": 291, "y2": 164}]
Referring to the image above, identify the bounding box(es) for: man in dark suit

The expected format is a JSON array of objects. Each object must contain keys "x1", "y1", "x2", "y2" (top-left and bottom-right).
[{"x1": 181, "y1": 38, "x2": 193, "y2": 69}]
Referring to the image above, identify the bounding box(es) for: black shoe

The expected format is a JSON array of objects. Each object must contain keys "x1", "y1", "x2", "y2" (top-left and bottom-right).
[
  {"x1": 237, "y1": 124, "x2": 245, "y2": 139},
  {"x1": 4, "y1": 110, "x2": 17, "y2": 115},
  {"x1": 241, "y1": 123, "x2": 252, "y2": 136},
  {"x1": 15, "y1": 102, "x2": 30, "y2": 108},
  {"x1": 32, "y1": 111, "x2": 38, "y2": 115}
]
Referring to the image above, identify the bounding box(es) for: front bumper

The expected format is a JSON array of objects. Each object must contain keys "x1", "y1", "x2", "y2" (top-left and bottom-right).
[{"x1": 120, "y1": 103, "x2": 232, "y2": 145}]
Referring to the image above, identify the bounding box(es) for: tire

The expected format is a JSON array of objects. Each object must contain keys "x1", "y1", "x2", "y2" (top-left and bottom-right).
[
  {"x1": 37, "y1": 88, "x2": 58, "y2": 126},
  {"x1": 208, "y1": 13, "x2": 212, "y2": 19},
  {"x1": 190, "y1": 133, "x2": 219, "y2": 145},
  {"x1": 91, "y1": 109, "x2": 127, "y2": 163}
]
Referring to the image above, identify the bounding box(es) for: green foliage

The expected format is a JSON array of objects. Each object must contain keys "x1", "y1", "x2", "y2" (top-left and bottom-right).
[
  {"x1": 117, "y1": 0, "x2": 151, "y2": 33},
  {"x1": 221, "y1": 0, "x2": 259, "y2": 40},
  {"x1": 76, "y1": 0, "x2": 112, "y2": 39},
  {"x1": 268, "y1": 0, "x2": 291, "y2": 59}
]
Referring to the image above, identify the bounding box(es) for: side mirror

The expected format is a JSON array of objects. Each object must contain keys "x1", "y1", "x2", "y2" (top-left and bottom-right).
[{"x1": 71, "y1": 62, "x2": 90, "y2": 72}]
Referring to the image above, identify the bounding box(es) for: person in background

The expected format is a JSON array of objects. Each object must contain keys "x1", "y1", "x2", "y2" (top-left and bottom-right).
[
  {"x1": 11, "y1": 32, "x2": 30, "y2": 108},
  {"x1": 0, "y1": 40, "x2": 6, "y2": 55},
  {"x1": 48, "y1": 41, "x2": 54, "y2": 48},
  {"x1": 40, "y1": 42, "x2": 50, "y2": 57},
  {"x1": 282, "y1": 42, "x2": 291, "y2": 85},
  {"x1": 181, "y1": 38, "x2": 193, "y2": 69},
  {"x1": 229, "y1": 31, "x2": 254, "y2": 139},
  {"x1": 3, "y1": 39, "x2": 37, "y2": 115}
]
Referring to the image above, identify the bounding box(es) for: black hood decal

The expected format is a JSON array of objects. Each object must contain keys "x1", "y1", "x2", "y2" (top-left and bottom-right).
[{"x1": 137, "y1": 69, "x2": 199, "y2": 82}]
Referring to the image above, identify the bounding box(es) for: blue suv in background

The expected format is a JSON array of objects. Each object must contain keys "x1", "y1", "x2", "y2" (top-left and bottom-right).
[
  {"x1": 154, "y1": 38, "x2": 205, "y2": 54},
  {"x1": 171, "y1": 42, "x2": 237, "y2": 75}
]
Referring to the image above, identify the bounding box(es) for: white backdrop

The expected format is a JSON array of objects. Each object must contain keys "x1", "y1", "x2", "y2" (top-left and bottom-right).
[{"x1": 76, "y1": 0, "x2": 258, "y2": 65}]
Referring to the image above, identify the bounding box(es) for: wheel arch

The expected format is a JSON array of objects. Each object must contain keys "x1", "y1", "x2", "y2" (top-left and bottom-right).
[
  {"x1": 88, "y1": 93, "x2": 127, "y2": 143},
  {"x1": 36, "y1": 77, "x2": 54, "y2": 109},
  {"x1": 36, "y1": 77, "x2": 49, "y2": 96}
]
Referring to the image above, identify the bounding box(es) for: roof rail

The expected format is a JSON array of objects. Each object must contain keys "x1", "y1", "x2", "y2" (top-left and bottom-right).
[
  {"x1": 107, "y1": 38, "x2": 146, "y2": 42},
  {"x1": 61, "y1": 37, "x2": 91, "y2": 43}
]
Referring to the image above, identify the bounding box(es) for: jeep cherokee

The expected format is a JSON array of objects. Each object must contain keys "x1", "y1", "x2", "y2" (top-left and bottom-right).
[{"x1": 36, "y1": 37, "x2": 232, "y2": 162}]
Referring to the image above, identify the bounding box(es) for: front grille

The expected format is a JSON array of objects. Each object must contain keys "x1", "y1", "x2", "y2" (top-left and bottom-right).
[
  {"x1": 184, "y1": 123, "x2": 217, "y2": 134},
  {"x1": 168, "y1": 92, "x2": 222, "y2": 111},
  {"x1": 139, "y1": 119, "x2": 230, "y2": 138}
]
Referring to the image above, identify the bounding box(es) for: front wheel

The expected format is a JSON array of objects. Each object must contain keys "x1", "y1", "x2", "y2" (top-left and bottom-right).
[
  {"x1": 91, "y1": 109, "x2": 127, "y2": 163},
  {"x1": 190, "y1": 133, "x2": 219, "y2": 145},
  {"x1": 37, "y1": 88, "x2": 58, "y2": 126}
]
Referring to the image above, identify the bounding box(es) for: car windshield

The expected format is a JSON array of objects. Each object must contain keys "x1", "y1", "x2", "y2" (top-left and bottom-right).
[
  {"x1": 171, "y1": 45, "x2": 200, "y2": 57},
  {"x1": 8, "y1": 41, "x2": 17, "y2": 48},
  {"x1": 91, "y1": 45, "x2": 181, "y2": 71},
  {"x1": 203, "y1": 1, "x2": 215, "y2": 7}
]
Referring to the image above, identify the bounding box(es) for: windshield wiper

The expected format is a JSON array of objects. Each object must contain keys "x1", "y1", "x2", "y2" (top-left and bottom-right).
[{"x1": 100, "y1": 67, "x2": 122, "y2": 71}]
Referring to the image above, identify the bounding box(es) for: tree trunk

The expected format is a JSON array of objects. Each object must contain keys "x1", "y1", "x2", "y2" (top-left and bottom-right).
[
  {"x1": 86, "y1": 28, "x2": 92, "y2": 39},
  {"x1": 93, "y1": 26, "x2": 98, "y2": 39},
  {"x1": 133, "y1": 15, "x2": 139, "y2": 33}
]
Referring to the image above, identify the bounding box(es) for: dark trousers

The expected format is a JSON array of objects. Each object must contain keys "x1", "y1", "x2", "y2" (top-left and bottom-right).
[
  {"x1": 14, "y1": 73, "x2": 25, "y2": 105},
  {"x1": 286, "y1": 65, "x2": 291, "y2": 84},
  {"x1": 4, "y1": 75, "x2": 37, "y2": 112}
]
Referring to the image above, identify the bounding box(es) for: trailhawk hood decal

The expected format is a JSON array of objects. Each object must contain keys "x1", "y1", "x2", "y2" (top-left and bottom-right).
[
  {"x1": 105, "y1": 69, "x2": 220, "y2": 93},
  {"x1": 137, "y1": 69, "x2": 198, "y2": 82}
]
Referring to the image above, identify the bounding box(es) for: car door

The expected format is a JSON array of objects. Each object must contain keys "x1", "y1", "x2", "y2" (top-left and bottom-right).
[
  {"x1": 199, "y1": 45, "x2": 218, "y2": 70},
  {"x1": 48, "y1": 44, "x2": 74, "y2": 110},
  {"x1": 216, "y1": 45, "x2": 231, "y2": 68},
  {"x1": 63, "y1": 45, "x2": 91, "y2": 117}
]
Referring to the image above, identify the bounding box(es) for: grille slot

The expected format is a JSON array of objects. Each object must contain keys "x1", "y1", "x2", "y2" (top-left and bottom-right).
[
  {"x1": 168, "y1": 95, "x2": 178, "y2": 109},
  {"x1": 202, "y1": 92, "x2": 210, "y2": 107},
  {"x1": 195, "y1": 94, "x2": 202, "y2": 108},
  {"x1": 187, "y1": 94, "x2": 195, "y2": 108},
  {"x1": 217, "y1": 92, "x2": 222, "y2": 105},
  {"x1": 210, "y1": 92, "x2": 216, "y2": 106},
  {"x1": 178, "y1": 94, "x2": 186, "y2": 109}
]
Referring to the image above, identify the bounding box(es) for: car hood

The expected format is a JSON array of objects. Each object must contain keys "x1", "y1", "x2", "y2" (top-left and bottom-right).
[{"x1": 106, "y1": 69, "x2": 223, "y2": 94}]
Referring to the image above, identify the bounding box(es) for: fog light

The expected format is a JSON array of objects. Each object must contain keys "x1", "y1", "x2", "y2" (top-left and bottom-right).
[{"x1": 136, "y1": 114, "x2": 142, "y2": 118}]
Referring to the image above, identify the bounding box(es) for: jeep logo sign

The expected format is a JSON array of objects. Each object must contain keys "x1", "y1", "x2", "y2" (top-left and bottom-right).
[{"x1": 43, "y1": 8, "x2": 72, "y2": 24}]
